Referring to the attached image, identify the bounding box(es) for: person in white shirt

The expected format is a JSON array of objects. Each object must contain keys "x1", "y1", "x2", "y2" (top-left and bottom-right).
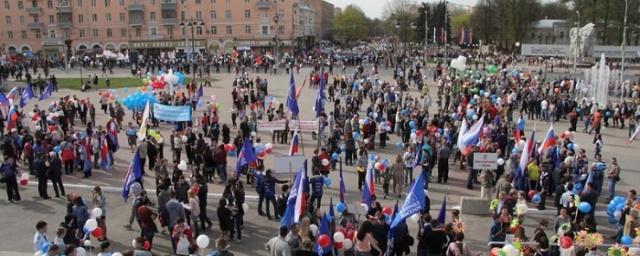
[
  {"x1": 541, "y1": 99, "x2": 549, "y2": 122},
  {"x1": 33, "y1": 221, "x2": 49, "y2": 253},
  {"x1": 265, "y1": 226, "x2": 291, "y2": 256}
]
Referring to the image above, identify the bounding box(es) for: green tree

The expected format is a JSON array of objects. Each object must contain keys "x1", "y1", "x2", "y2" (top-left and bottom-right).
[
  {"x1": 470, "y1": 0, "x2": 542, "y2": 49},
  {"x1": 331, "y1": 5, "x2": 369, "y2": 44},
  {"x1": 414, "y1": 2, "x2": 451, "y2": 45}
]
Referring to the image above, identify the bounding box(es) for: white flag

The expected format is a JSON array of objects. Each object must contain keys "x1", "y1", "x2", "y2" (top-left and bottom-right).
[{"x1": 138, "y1": 101, "x2": 150, "y2": 140}]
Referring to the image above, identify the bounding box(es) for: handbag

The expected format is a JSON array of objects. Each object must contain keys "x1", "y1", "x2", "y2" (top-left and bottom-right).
[{"x1": 176, "y1": 235, "x2": 190, "y2": 255}]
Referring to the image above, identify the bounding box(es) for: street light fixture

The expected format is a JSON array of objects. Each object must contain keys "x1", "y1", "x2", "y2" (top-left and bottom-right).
[
  {"x1": 620, "y1": 0, "x2": 628, "y2": 102},
  {"x1": 573, "y1": 10, "x2": 580, "y2": 74},
  {"x1": 180, "y1": 19, "x2": 205, "y2": 79}
]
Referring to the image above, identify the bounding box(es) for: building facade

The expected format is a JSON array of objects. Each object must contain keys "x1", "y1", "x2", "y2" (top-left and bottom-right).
[
  {"x1": 0, "y1": 0, "x2": 333, "y2": 59},
  {"x1": 524, "y1": 19, "x2": 573, "y2": 45}
]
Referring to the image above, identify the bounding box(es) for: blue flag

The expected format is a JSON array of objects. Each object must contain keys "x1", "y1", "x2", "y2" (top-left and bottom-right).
[
  {"x1": 0, "y1": 91, "x2": 7, "y2": 105},
  {"x1": 280, "y1": 168, "x2": 302, "y2": 228},
  {"x1": 39, "y1": 82, "x2": 53, "y2": 101},
  {"x1": 339, "y1": 160, "x2": 346, "y2": 203},
  {"x1": 390, "y1": 173, "x2": 426, "y2": 229},
  {"x1": 314, "y1": 213, "x2": 333, "y2": 255},
  {"x1": 315, "y1": 74, "x2": 325, "y2": 118},
  {"x1": 122, "y1": 150, "x2": 143, "y2": 201},
  {"x1": 286, "y1": 72, "x2": 299, "y2": 117},
  {"x1": 329, "y1": 197, "x2": 335, "y2": 220},
  {"x1": 235, "y1": 136, "x2": 257, "y2": 176},
  {"x1": 386, "y1": 202, "x2": 400, "y2": 255},
  {"x1": 19, "y1": 84, "x2": 34, "y2": 108},
  {"x1": 197, "y1": 84, "x2": 203, "y2": 98},
  {"x1": 437, "y1": 196, "x2": 447, "y2": 225}
]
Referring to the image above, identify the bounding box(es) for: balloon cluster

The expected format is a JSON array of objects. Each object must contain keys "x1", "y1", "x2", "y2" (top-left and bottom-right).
[
  {"x1": 606, "y1": 196, "x2": 626, "y2": 224},
  {"x1": 254, "y1": 143, "x2": 274, "y2": 159},
  {"x1": 19, "y1": 173, "x2": 29, "y2": 186},
  {"x1": 122, "y1": 91, "x2": 158, "y2": 111},
  {"x1": 332, "y1": 226, "x2": 355, "y2": 250}
]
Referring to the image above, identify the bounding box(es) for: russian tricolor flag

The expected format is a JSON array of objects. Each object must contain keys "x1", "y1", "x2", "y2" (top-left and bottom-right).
[
  {"x1": 537, "y1": 125, "x2": 556, "y2": 155},
  {"x1": 515, "y1": 115, "x2": 525, "y2": 142},
  {"x1": 456, "y1": 118, "x2": 469, "y2": 150},
  {"x1": 516, "y1": 130, "x2": 536, "y2": 190},
  {"x1": 106, "y1": 119, "x2": 119, "y2": 152},
  {"x1": 459, "y1": 115, "x2": 484, "y2": 155},
  {"x1": 362, "y1": 158, "x2": 375, "y2": 209},
  {"x1": 100, "y1": 136, "x2": 112, "y2": 170},
  {"x1": 289, "y1": 129, "x2": 299, "y2": 156},
  {"x1": 6, "y1": 106, "x2": 18, "y2": 131}
]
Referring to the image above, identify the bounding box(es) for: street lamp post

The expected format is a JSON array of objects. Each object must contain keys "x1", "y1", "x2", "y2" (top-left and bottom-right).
[
  {"x1": 180, "y1": 19, "x2": 205, "y2": 79},
  {"x1": 573, "y1": 11, "x2": 580, "y2": 74},
  {"x1": 273, "y1": 14, "x2": 280, "y2": 71},
  {"x1": 620, "y1": 0, "x2": 628, "y2": 102},
  {"x1": 424, "y1": 10, "x2": 428, "y2": 63}
]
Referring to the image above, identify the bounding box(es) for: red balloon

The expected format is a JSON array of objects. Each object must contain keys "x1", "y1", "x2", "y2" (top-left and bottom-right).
[
  {"x1": 19, "y1": 179, "x2": 28, "y2": 186},
  {"x1": 415, "y1": 130, "x2": 423, "y2": 137},
  {"x1": 375, "y1": 162, "x2": 385, "y2": 171},
  {"x1": 265, "y1": 148, "x2": 273, "y2": 154},
  {"x1": 560, "y1": 236, "x2": 573, "y2": 249},
  {"x1": 257, "y1": 151, "x2": 267, "y2": 159},
  {"x1": 227, "y1": 144, "x2": 236, "y2": 151},
  {"x1": 143, "y1": 240, "x2": 151, "y2": 250},
  {"x1": 317, "y1": 234, "x2": 330, "y2": 248},
  {"x1": 334, "y1": 242, "x2": 343, "y2": 249},
  {"x1": 382, "y1": 207, "x2": 393, "y2": 216},
  {"x1": 528, "y1": 190, "x2": 537, "y2": 199},
  {"x1": 91, "y1": 227, "x2": 103, "y2": 238}
]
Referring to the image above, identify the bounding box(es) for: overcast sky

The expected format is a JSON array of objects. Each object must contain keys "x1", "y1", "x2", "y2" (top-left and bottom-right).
[{"x1": 328, "y1": 0, "x2": 481, "y2": 19}]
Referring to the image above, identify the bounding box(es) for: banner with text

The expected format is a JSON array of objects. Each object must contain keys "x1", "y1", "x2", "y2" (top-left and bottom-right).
[
  {"x1": 256, "y1": 120, "x2": 319, "y2": 132},
  {"x1": 153, "y1": 104, "x2": 192, "y2": 122}
]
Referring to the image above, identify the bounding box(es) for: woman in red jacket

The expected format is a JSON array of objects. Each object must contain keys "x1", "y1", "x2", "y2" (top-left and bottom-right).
[{"x1": 61, "y1": 141, "x2": 75, "y2": 175}]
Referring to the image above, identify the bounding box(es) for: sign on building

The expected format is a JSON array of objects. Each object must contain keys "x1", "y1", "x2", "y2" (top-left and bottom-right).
[{"x1": 520, "y1": 44, "x2": 570, "y2": 57}]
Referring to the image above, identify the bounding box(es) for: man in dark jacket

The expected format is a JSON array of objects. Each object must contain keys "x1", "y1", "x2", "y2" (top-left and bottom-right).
[
  {"x1": 262, "y1": 169, "x2": 288, "y2": 219},
  {"x1": 197, "y1": 176, "x2": 213, "y2": 230},
  {"x1": 33, "y1": 155, "x2": 50, "y2": 199},
  {"x1": 581, "y1": 182, "x2": 599, "y2": 217},
  {"x1": 48, "y1": 151, "x2": 65, "y2": 197}
]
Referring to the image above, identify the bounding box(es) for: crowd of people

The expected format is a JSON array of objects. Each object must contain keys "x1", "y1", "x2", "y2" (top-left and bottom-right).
[{"x1": 2, "y1": 44, "x2": 640, "y2": 256}]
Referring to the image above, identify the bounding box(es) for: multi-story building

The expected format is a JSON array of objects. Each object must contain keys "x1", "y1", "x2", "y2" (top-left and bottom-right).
[{"x1": 0, "y1": 0, "x2": 333, "y2": 60}]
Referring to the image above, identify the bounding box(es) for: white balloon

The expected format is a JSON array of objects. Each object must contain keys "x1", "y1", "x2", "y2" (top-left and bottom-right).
[
  {"x1": 333, "y1": 231, "x2": 345, "y2": 243},
  {"x1": 363, "y1": 139, "x2": 369, "y2": 144},
  {"x1": 496, "y1": 158, "x2": 505, "y2": 165},
  {"x1": 265, "y1": 143, "x2": 273, "y2": 149},
  {"x1": 181, "y1": 135, "x2": 188, "y2": 142},
  {"x1": 343, "y1": 239, "x2": 353, "y2": 250},
  {"x1": 573, "y1": 143, "x2": 580, "y2": 151},
  {"x1": 92, "y1": 208, "x2": 103, "y2": 218},
  {"x1": 502, "y1": 244, "x2": 518, "y2": 256},
  {"x1": 242, "y1": 203, "x2": 249, "y2": 212},
  {"x1": 84, "y1": 218, "x2": 98, "y2": 232},
  {"x1": 321, "y1": 159, "x2": 330, "y2": 166},
  {"x1": 75, "y1": 247, "x2": 86, "y2": 256},
  {"x1": 20, "y1": 173, "x2": 29, "y2": 180},
  {"x1": 196, "y1": 234, "x2": 210, "y2": 248},
  {"x1": 250, "y1": 131, "x2": 257, "y2": 137},
  {"x1": 83, "y1": 240, "x2": 92, "y2": 247},
  {"x1": 112, "y1": 253, "x2": 124, "y2": 256},
  {"x1": 309, "y1": 224, "x2": 318, "y2": 235},
  {"x1": 131, "y1": 238, "x2": 137, "y2": 248},
  {"x1": 410, "y1": 213, "x2": 421, "y2": 223}
]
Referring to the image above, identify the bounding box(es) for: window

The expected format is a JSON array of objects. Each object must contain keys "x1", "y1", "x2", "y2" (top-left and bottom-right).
[
  {"x1": 559, "y1": 31, "x2": 565, "y2": 39},
  {"x1": 79, "y1": 29, "x2": 84, "y2": 37},
  {"x1": 5, "y1": 16, "x2": 10, "y2": 24},
  {"x1": 119, "y1": 13, "x2": 125, "y2": 22},
  {"x1": 210, "y1": 11, "x2": 216, "y2": 19},
  {"x1": 225, "y1": 10, "x2": 231, "y2": 20},
  {"x1": 19, "y1": 16, "x2": 25, "y2": 24},
  {"x1": 135, "y1": 28, "x2": 141, "y2": 37},
  {"x1": 278, "y1": 25, "x2": 284, "y2": 33},
  {"x1": 35, "y1": 31, "x2": 41, "y2": 39},
  {"x1": 77, "y1": 0, "x2": 82, "y2": 7},
  {"x1": 91, "y1": 13, "x2": 97, "y2": 22},
  {"x1": 167, "y1": 27, "x2": 173, "y2": 37},
  {"x1": 150, "y1": 0, "x2": 154, "y2": 4},
  {"x1": 260, "y1": 10, "x2": 267, "y2": 18},
  {"x1": 7, "y1": 31, "x2": 13, "y2": 39},
  {"x1": 118, "y1": 0, "x2": 123, "y2": 5},
  {"x1": 225, "y1": 0, "x2": 230, "y2": 4},
  {"x1": 120, "y1": 28, "x2": 127, "y2": 37},
  {"x1": 47, "y1": 0, "x2": 52, "y2": 8},
  {"x1": 244, "y1": 0, "x2": 249, "y2": 2},
  {"x1": 48, "y1": 15, "x2": 54, "y2": 24},
  {"x1": 180, "y1": 11, "x2": 185, "y2": 20},
  {"x1": 210, "y1": 26, "x2": 216, "y2": 35},
  {"x1": 18, "y1": 1, "x2": 23, "y2": 9},
  {"x1": 31, "y1": 0, "x2": 37, "y2": 7},
  {"x1": 90, "y1": 0, "x2": 96, "y2": 7},
  {"x1": 92, "y1": 29, "x2": 98, "y2": 37},
  {"x1": 105, "y1": 13, "x2": 111, "y2": 22},
  {"x1": 49, "y1": 29, "x2": 55, "y2": 38},
  {"x1": 3, "y1": 1, "x2": 9, "y2": 9},
  {"x1": 195, "y1": 0, "x2": 200, "y2": 3},
  {"x1": 150, "y1": 12, "x2": 156, "y2": 20},
  {"x1": 150, "y1": 27, "x2": 156, "y2": 35},
  {"x1": 78, "y1": 14, "x2": 84, "y2": 23},
  {"x1": 106, "y1": 28, "x2": 112, "y2": 37},
  {"x1": 104, "y1": 0, "x2": 109, "y2": 6},
  {"x1": 244, "y1": 10, "x2": 250, "y2": 19},
  {"x1": 21, "y1": 30, "x2": 27, "y2": 39},
  {"x1": 195, "y1": 11, "x2": 201, "y2": 19},
  {"x1": 261, "y1": 25, "x2": 268, "y2": 35},
  {"x1": 225, "y1": 25, "x2": 231, "y2": 34},
  {"x1": 244, "y1": 25, "x2": 251, "y2": 34},
  {"x1": 196, "y1": 26, "x2": 202, "y2": 35},
  {"x1": 210, "y1": 0, "x2": 215, "y2": 3}
]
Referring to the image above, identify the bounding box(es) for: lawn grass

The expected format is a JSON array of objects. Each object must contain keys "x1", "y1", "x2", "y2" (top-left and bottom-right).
[{"x1": 56, "y1": 77, "x2": 206, "y2": 90}]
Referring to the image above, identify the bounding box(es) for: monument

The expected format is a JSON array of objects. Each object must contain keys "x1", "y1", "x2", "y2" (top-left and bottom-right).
[{"x1": 569, "y1": 23, "x2": 596, "y2": 59}]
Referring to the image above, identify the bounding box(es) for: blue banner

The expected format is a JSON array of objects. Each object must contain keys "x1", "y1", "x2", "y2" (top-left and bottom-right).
[{"x1": 153, "y1": 104, "x2": 192, "y2": 122}]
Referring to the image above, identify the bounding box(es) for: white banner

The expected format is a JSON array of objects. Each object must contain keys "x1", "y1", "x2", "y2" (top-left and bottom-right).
[
  {"x1": 257, "y1": 120, "x2": 287, "y2": 131},
  {"x1": 520, "y1": 44, "x2": 570, "y2": 57},
  {"x1": 289, "y1": 120, "x2": 318, "y2": 132},
  {"x1": 473, "y1": 152, "x2": 498, "y2": 170}
]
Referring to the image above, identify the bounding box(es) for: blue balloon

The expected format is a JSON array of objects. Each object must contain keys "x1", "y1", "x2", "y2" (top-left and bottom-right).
[
  {"x1": 574, "y1": 182, "x2": 583, "y2": 191},
  {"x1": 596, "y1": 162, "x2": 606, "y2": 171},
  {"x1": 227, "y1": 150, "x2": 237, "y2": 157},
  {"x1": 567, "y1": 143, "x2": 574, "y2": 150},
  {"x1": 438, "y1": 128, "x2": 444, "y2": 134},
  {"x1": 578, "y1": 202, "x2": 592, "y2": 213},
  {"x1": 41, "y1": 242, "x2": 50, "y2": 253},
  {"x1": 621, "y1": 235, "x2": 633, "y2": 245},
  {"x1": 336, "y1": 202, "x2": 346, "y2": 213},
  {"x1": 352, "y1": 132, "x2": 361, "y2": 140},
  {"x1": 381, "y1": 159, "x2": 390, "y2": 167},
  {"x1": 607, "y1": 203, "x2": 617, "y2": 215},
  {"x1": 395, "y1": 141, "x2": 403, "y2": 149},
  {"x1": 339, "y1": 144, "x2": 345, "y2": 150},
  {"x1": 53, "y1": 146, "x2": 61, "y2": 153},
  {"x1": 331, "y1": 153, "x2": 339, "y2": 161},
  {"x1": 323, "y1": 177, "x2": 331, "y2": 186},
  {"x1": 409, "y1": 121, "x2": 416, "y2": 128},
  {"x1": 609, "y1": 216, "x2": 618, "y2": 224},
  {"x1": 532, "y1": 193, "x2": 542, "y2": 204},
  {"x1": 369, "y1": 154, "x2": 376, "y2": 161},
  {"x1": 613, "y1": 196, "x2": 626, "y2": 205}
]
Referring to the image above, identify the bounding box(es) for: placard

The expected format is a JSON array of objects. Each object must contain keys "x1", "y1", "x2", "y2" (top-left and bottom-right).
[
  {"x1": 473, "y1": 152, "x2": 498, "y2": 170},
  {"x1": 257, "y1": 119, "x2": 287, "y2": 131},
  {"x1": 272, "y1": 155, "x2": 307, "y2": 175}
]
